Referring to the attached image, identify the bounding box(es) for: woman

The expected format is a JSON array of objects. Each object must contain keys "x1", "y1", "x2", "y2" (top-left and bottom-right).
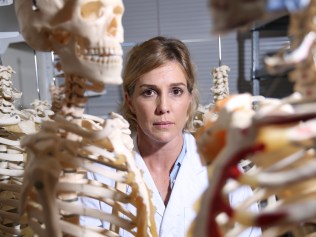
[
  {"x1": 121, "y1": 36, "x2": 200, "y2": 206},
  {"x1": 81, "y1": 36, "x2": 260, "y2": 236},
  {"x1": 121, "y1": 36, "x2": 260, "y2": 236}
]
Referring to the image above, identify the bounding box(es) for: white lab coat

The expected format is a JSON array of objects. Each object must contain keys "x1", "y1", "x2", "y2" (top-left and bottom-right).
[
  {"x1": 132, "y1": 132, "x2": 209, "y2": 237},
  {"x1": 80, "y1": 133, "x2": 261, "y2": 237}
]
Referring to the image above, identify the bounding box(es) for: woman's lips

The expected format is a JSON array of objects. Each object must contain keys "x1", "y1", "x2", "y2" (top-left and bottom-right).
[{"x1": 153, "y1": 121, "x2": 174, "y2": 128}]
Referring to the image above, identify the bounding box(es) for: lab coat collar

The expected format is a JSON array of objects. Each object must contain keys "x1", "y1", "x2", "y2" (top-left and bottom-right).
[
  {"x1": 133, "y1": 133, "x2": 207, "y2": 235},
  {"x1": 160, "y1": 133, "x2": 208, "y2": 236}
]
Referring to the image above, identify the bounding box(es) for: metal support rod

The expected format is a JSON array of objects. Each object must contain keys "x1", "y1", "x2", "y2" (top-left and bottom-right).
[
  {"x1": 218, "y1": 34, "x2": 222, "y2": 66},
  {"x1": 51, "y1": 51, "x2": 57, "y2": 86},
  {"x1": 251, "y1": 28, "x2": 260, "y2": 96},
  {"x1": 0, "y1": 55, "x2": 2, "y2": 65},
  {"x1": 33, "y1": 50, "x2": 41, "y2": 100}
]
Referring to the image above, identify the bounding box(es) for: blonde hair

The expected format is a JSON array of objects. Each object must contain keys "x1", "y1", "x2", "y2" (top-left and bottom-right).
[{"x1": 121, "y1": 36, "x2": 199, "y2": 133}]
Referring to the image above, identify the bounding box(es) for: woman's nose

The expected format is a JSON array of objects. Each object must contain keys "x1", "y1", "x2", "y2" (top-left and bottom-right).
[{"x1": 156, "y1": 95, "x2": 170, "y2": 114}]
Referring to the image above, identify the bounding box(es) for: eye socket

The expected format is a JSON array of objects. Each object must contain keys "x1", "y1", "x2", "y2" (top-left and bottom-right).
[
  {"x1": 32, "y1": 0, "x2": 39, "y2": 11},
  {"x1": 81, "y1": 1, "x2": 103, "y2": 20},
  {"x1": 113, "y1": 6, "x2": 124, "y2": 15}
]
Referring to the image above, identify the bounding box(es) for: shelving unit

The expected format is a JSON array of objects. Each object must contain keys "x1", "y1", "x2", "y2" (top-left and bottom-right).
[
  {"x1": 250, "y1": 14, "x2": 290, "y2": 96},
  {"x1": 0, "y1": 32, "x2": 24, "y2": 56}
]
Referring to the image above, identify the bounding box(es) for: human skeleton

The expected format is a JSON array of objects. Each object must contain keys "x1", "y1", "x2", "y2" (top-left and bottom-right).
[
  {"x1": 190, "y1": 0, "x2": 316, "y2": 236},
  {"x1": 14, "y1": 0, "x2": 157, "y2": 236},
  {"x1": 0, "y1": 65, "x2": 52, "y2": 236}
]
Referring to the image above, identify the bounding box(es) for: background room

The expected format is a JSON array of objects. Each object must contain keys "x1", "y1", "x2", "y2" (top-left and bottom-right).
[{"x1": 0, "y1": 0, "x2": 291, "y2": 117}]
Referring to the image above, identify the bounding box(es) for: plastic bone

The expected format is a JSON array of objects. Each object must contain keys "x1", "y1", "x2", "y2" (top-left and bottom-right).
[
  {"x1": 14, "y1": 0, "x2": 125, "y2": 85},
  {"x1": 0, "y1": 65, "x2": 15, "y2": 80},
  {"x1": 49, "y1": 84, "x2": 65, "y2": 116},
  {"x1": 208, "y1": 0, "x2": 268, "y2": 33},
  {"x1": 211, "y1": 65, "x2": 230, "y2": 105},
  {"x1": 208, "y1": 0, "x2": 310, "y2": 34},
  {"x1": 193, "y1": 65, "x2": 231, "y2": 130},
  {"x1": 0, "y1": 66, "x2": 52, "y2": 131},
  {"x1": 265, "y1": 31, "x2": 316, "y2": 74},
  {"x1": 0, "y1": 66, "x2": 22, "y2": 127},
  {"x1": 0, "y1": 65, "x2": 38, "y2": 236},
  {"x1": 18, "y1": 99, "x2": 54, "y2": 126},
  {"x1": 264, "y1": 0, "x2": 316, "y2": 98},
  {"x1": 0, "y1": 64, "x2": 55, "y2": 236},
  {"x1": 20, "y1": 112, "x2": 157, "y2": 237},
  {"x1": 14, "y1": 0, "x2": 158, "y2": 236},
  {"x1": 190, "y1": 93, "x2": 316, "y2": 237}
]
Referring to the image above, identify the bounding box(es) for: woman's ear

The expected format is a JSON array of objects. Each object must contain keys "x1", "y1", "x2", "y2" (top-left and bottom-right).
[{"x1": 125, "y1": 92, "x2": 135, "y2": 113}]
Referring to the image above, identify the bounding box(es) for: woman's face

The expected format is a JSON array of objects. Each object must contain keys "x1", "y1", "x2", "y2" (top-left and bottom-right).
[{"x1": 126, "y1": 61, "x2": 192, "y2": 144}]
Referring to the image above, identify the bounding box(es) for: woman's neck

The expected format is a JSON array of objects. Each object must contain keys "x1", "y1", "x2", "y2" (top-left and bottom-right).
[
  {"x1": 137, "y1": 132, "x2": 184, "y2": 205},
  {"x1": 137, "y1": 133, "x2": 184, "y2": 173}
]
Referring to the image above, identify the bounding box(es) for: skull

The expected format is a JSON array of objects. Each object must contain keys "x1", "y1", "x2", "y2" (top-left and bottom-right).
[{"x1": 15, "y1": 0, "x2": 125, "y2": 85}]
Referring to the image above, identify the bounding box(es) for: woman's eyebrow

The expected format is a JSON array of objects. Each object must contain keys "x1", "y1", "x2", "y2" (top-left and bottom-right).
[
  {"x1": 139, "y1": 84, "x2": 156, "y2": 88},
  {"x1": 170, "y1": 82, "x2": 187, "y2": 87},
  {"x1": 138, "y1": 82, "x2": 186, "y2": 88}
]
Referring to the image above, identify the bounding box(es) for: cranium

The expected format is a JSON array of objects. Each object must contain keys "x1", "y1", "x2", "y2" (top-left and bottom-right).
[{"x1": 15, "y1": 0, "x2": 125, "y2": 85}]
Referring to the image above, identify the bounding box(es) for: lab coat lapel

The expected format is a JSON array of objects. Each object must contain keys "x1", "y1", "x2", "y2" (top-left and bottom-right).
[
  {"x1": 159, "y1": 134, "x2": 207, "y2": 236},
  {"x1": 134, "y1": 152, "x2": 165, "y2": 217}
]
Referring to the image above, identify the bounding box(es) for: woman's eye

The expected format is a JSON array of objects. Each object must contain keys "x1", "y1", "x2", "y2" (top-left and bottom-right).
[
  {"x1": 142, "y1": 89, "x2": 155, "y2": 97},
  {"x1": 172, "y1": 88, "x2": 183, "y2": 96}
]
